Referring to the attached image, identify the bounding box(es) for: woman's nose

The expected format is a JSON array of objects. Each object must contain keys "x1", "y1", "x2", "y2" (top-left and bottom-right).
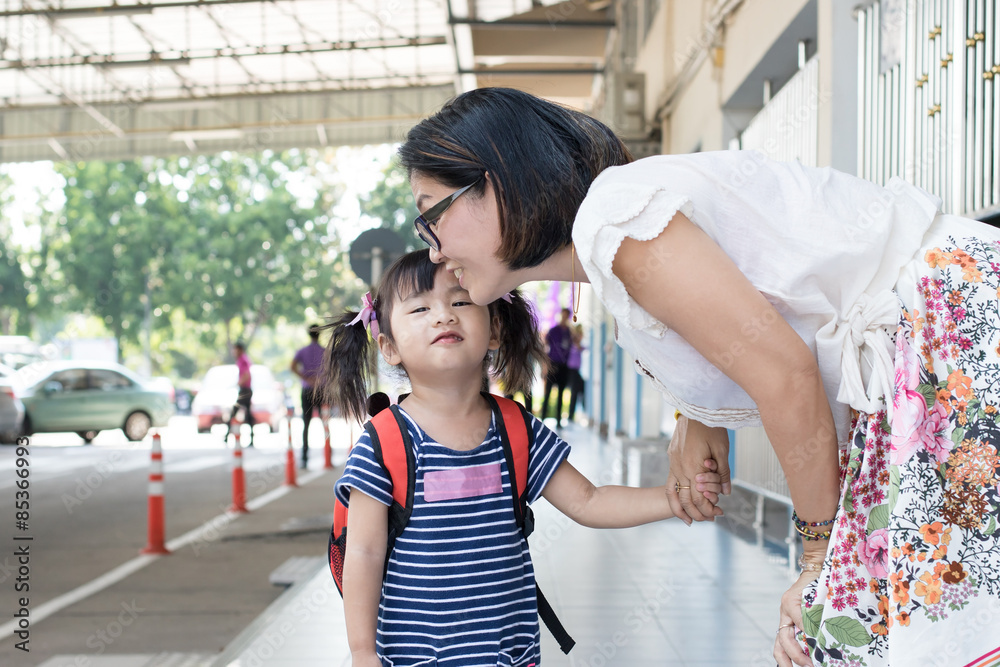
[{"x1": 428, "y1": 248, "x2": 445, "y2": 264}]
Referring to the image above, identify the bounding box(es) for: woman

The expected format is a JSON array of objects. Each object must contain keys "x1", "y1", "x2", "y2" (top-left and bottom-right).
[{"x1": 398, "y1": 87, "x2": 1000, "y2": 666}]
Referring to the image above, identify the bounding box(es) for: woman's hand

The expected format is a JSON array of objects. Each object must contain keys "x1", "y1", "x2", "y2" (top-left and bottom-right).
[
  {"x1": 774, "y1": 569, "x2": 821, "y2": 666},
  {"x1": 666, "y1": 416, "x2": 732, "y2": 524}
]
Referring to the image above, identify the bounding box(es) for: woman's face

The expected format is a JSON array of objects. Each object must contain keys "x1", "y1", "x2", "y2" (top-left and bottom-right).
[{"x1": 410, "y1": 172, "x2": 513, "y2": 306}]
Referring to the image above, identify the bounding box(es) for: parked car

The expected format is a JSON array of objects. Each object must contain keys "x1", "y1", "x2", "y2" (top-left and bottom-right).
[
  {"x1": 192, "y1": 364, "x2": 285, "y2": 433},
  {"x1": 14, "y1": 361, "x2": 175, "y2": 443},
  {"x1": 0, "y1": 377, "x2": 24, "y2": 444}
]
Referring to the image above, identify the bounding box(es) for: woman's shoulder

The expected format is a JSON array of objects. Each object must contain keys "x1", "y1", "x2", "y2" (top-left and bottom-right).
[{"x1": 589, "y1": 150, "x2": 762, "y2": 189}]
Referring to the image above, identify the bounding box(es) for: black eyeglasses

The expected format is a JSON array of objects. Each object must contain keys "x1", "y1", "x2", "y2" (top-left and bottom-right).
[{"x1": 413, "y1": 181, "x2": 478, "y2": 251}]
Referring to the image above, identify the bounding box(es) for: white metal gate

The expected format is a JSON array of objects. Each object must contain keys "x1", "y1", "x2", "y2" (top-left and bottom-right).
[{"x1": 859, "y1": 0, "x2": 1000, "y2": 218}]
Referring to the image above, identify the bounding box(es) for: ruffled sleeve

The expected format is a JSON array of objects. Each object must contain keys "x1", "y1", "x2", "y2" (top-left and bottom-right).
[{"x1": 573, "y1": 177, "x2": 694, "y2": 337}]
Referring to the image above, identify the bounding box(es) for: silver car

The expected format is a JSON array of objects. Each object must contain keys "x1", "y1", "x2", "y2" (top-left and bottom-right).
[{"x1": 0, "y1": 364, "x2": 25, "y2": 443}]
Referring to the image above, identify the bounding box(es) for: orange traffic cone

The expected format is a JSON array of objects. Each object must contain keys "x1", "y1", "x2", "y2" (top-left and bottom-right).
[
  {"x1": 140, "y1": 433, "x2": 170, "y2": 555},
  {"x1": 322, "y1": 407, "x2": 333, "y2": 469},
  {"x1": 229, "y1": 432, "x2": 249, "y2": 513},
  {"x1": 285, "y1": 419, "x2": 298, "y2": 487}
]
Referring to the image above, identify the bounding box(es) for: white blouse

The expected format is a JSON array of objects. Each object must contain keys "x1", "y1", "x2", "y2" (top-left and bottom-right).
[{"x1": 572, "y1": 150, "x2": 943, "y2": 445}]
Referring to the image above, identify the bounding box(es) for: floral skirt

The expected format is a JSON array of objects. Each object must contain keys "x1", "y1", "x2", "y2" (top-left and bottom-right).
[{"x1": 801, "y1": 217, "x2": 1000, "y2": 667}]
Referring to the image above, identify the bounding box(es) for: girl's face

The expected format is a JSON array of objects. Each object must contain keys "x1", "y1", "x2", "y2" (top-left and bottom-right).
[
  {"x1": 410, "y1": 172, "x2": 513, "y2": 306},
  {"x1": 378, "y1": 267, "x2": 500, "y2": 382}
]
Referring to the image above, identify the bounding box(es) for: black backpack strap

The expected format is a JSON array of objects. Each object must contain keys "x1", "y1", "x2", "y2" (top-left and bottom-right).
[
  {"x1": 365, "y1": 405, "x2": 417, "y2": 576},
  {"x1": 536, "y1": 586, "x2": 576, "y2": 654},
  {"x1": 485, "y1": 393, "x2": 575, "y2": 654}
]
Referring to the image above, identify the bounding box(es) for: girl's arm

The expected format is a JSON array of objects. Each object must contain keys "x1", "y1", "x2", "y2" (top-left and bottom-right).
[
  {"x1": 541, "y1": 459, "x2": 723, "y2": 528},
  {"x1": 342, "y1": 490, "x2": 388, "y2": 665}
]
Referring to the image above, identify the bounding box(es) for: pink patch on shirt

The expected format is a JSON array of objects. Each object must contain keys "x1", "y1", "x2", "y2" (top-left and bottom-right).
[{"x1": 423, "y1": 463, "x2": 503, "y2": 502}]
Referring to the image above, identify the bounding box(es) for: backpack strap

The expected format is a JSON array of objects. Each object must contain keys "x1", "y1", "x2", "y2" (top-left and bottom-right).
[
  {"x1": 484, "y1": 393, "x2": 575, "y2": 654},
  {"x1": 484, "y1": 394, "x2": 532, "y2": 535},
  {"x1": 365, "y1": 405, "x2": 416, "y2": 572}
]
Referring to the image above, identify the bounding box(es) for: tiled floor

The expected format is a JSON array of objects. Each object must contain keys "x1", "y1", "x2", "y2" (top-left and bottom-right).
[{"x1": 212, "y1": 423, "x2": 794, "y2": 667}]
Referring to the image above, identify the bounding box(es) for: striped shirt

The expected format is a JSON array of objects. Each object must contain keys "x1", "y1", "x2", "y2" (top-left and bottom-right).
[{"x1": 335, "y1": 407, "x2": 571, "y2": 666}]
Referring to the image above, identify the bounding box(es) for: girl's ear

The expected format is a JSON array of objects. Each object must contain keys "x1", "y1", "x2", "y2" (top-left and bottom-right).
[
  {"x1": 377, "y1": 332, "x2": 403, "y2": 366},
  {"x1": 488, "y1": 315, "x2": 501, "y2": 352}
]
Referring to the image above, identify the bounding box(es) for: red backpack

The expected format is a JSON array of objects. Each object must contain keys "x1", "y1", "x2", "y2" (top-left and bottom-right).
[{"x1": 328, "y1": 393, "x2": 575, "y2": 654}]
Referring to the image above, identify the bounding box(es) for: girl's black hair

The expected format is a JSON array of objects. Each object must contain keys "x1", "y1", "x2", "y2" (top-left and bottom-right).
[
  {"x1": 319, "y1": 249, "x2": 545, "y2": 422},
  {"x1": 397, "y1": 87, "x2": 633, "y2": 270}
]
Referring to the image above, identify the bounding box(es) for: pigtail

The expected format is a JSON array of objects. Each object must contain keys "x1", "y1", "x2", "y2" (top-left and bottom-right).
[
  {"x1": 490, "y1": 290, "x2": 545, "y2": 397},
  {"x1": 318, "y1": 312, "x2": 378, "y2": 424}
]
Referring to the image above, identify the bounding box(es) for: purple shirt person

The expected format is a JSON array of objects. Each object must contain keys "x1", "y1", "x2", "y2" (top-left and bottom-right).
[
  {"x1": 541, "y1": 308, "x2": 573, "y2": 428},
  {"x1": 290, "y1": 324, "x2": 325, "y2": 467},
  {"x1": 292, "y1": 335, "x2": 324, "y2": 389}
]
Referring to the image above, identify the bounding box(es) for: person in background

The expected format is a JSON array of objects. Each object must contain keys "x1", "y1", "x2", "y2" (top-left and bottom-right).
[
  {"x1": 540, "y1": 307, "x2": 572, "y2": 428},
  {"x1": 291, "y1": 324, "x2": 325, "y2": 469},
  {"x1": 566, "y1": 324, "x2": 586, "y2": 424},
  {"x1": 227, "y1": 340, "x2": 255, "y2": 448}
]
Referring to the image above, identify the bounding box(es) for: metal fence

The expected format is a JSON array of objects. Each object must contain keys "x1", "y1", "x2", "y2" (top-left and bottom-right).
[
  {"x1": 859, "y1": 0, "x2": 1000, "y2": 218},
  {"x1": 733, "y1": 426, "x2": 792, "y2": 501},
  {"x1": 732, "y1": 426, "x2": 796, "y2": 572},
  {"x1": 732, "y1": 56, "x2": 820, "y2": 166}
]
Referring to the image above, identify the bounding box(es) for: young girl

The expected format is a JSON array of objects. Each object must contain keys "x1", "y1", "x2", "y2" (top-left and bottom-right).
[{"x1": 321, "y1": 250, "x2": 723, "y2": 667}]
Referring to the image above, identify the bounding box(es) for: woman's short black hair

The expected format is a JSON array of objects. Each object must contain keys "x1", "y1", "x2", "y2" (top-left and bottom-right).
[{"x1": 398, "y1": 87, "x2": 633, "y2": 270}]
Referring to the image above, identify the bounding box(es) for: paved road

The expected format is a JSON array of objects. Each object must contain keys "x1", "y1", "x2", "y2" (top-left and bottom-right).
[{"x1": 0, "y1": 416, "x2": 353, "y2": 666}]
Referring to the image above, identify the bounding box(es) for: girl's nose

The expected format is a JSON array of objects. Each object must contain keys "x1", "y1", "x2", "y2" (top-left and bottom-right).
[
  {"x1": 428, "y1": 248, "x2": 445, "y2": 264},
  {"x1": 434, "y1": 304, "x2": 458, "y2": 324}
]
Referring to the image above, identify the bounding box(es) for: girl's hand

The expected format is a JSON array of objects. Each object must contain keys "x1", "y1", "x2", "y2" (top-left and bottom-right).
[
  {"x1": 774, "y1": 570, "x2": 822, "y2": 667},
  {"x1": 693, "y1": 461, "x2": 725, "y2": 506},
  {"x1": 666, "y1": 416, "x2": 732, "y2": 524}
]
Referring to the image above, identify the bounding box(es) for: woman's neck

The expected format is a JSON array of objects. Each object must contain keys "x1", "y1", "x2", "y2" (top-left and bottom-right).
[{"x1": 513, "y1": 243, "x2": 589, "y2": 285}]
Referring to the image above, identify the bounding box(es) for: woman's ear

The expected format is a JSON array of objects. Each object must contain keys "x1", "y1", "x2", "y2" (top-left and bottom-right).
[{"x1": 377, "y1": 333, "x2": 403, "y2": 366}]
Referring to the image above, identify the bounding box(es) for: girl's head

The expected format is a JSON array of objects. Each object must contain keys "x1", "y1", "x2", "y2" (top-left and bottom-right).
[
  {"x1": 398, "y1": 88, "x2": 632, "y2": 296},
  {"x1": 320, "y1": 249, "x2": 544, "y2": 422}
]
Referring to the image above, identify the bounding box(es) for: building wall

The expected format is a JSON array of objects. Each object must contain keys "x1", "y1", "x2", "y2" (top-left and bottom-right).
[{"x1": 595, "y1": 0, "x2": 858, "y2": 438}]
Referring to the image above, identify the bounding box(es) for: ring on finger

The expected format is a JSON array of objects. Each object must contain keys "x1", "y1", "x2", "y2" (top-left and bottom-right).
[
  {"x1": 674, "y1": 482, "x2": 691, "y2": 493},
  {"x1": 775, "y1": 623, "x2": 795, "y2": 635}
]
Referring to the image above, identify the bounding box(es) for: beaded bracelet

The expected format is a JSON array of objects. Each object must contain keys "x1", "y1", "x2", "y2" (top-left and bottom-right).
[
  {"x1": 795, "y1": 525, "x2": 832, "y2": 541},
  {"x1": 792, "y1": 511, "x2": 835, "y2": 541},
  {"x1": 793, "y1": 511, "x2": 835, "y2": 529}
]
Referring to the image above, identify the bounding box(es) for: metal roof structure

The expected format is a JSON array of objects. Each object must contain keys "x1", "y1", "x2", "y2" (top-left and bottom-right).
[{"x1": 0, "y1": 0, "x2": 615, "y2": 162}]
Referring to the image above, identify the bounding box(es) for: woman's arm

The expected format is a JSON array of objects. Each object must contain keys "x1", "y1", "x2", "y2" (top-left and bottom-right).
[
  {"x1": 541, "y1": 459, "x2": 723, "y2": 528},
  {"x1": 611, "y1": 211, "x2": 841, "y2": 528},
  {"x1": 342, "y1": 490, "x2": 389, "y2": 665}
]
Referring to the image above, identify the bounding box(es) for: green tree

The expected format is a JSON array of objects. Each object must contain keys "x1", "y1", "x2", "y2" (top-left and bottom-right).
[
  {"x1": 0, "y1": 172, "x2": 31, "y2": 334},
  {"x1": 164, "y1": 150, "x2": 332, "y2": 351},
  {"x1": 22, "y1": 150, "x2": 365, "y2": 376},
  {"x1": 50, "y1": 159, "x2": 184, "y2": 359},
  {"x1": 358, "y1": 161, "x2": 421, "y2": 251}
]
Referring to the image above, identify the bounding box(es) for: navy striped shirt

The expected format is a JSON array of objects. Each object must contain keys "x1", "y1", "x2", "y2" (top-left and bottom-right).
[{"x1": 335, "y1": 407, "x2": 570, "y2": 667}]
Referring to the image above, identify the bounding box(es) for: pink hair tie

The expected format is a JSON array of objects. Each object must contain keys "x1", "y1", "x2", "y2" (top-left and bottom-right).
[
  {"x1": 345, "y1": 292, "x2": 380, "y2": 339},
  {"x1": 500, "y1": 292, "x2": 513, "y2": 303}
]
